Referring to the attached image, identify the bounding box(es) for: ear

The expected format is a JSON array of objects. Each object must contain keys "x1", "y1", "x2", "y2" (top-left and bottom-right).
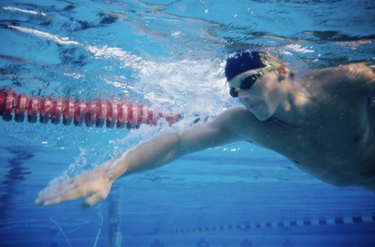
[
  {"x1": 277, "y1": 66, "x2": 289, "y2": 81},
  {"x1": 277, "y1": 66, "x2": 288, "y2": 74}
]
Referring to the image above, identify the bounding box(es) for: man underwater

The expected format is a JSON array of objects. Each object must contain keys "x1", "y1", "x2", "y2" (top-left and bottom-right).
[{"x1": 36, "y1": 51, "x2": 375, "y2": 207}]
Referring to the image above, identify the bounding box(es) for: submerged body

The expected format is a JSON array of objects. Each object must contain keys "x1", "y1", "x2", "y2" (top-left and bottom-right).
[
  {"x1": 36, "y1": 54, "x2": 375, "y2": 207},
  {"x1": 225, "y1": 64, "x2": 375, "y2": 189}
]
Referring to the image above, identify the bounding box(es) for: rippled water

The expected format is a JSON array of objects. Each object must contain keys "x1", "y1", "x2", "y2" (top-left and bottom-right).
[{"x1": 1, "y1": 0, "x2": 375, "y2": 246}]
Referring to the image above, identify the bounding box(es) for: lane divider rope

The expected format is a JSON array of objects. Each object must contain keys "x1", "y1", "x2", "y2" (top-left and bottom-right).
[
  {"x1": 160, "y1": 215, "x2": 375, "y2": 235},
  {"x1": 0, "y1": 89, "x2": 181, "y2": 129}
]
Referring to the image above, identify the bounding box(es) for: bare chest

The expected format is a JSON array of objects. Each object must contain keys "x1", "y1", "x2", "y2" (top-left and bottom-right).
[{"x1": 250, "y1": 98, "x2": 375, "y2": 187}]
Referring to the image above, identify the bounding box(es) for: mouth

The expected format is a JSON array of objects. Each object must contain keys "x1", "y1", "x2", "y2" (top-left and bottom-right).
[
  {"x1": 248, "y1": 102, "x2": 260, "y2": 109},
  {"x1": 240, "y1": 99, "x2": 260, "y2": 110}
]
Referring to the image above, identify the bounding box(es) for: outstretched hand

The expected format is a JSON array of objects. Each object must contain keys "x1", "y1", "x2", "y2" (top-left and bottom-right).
[{"x1": 35, "y1": 163, "x2": 116, "y2": 208}]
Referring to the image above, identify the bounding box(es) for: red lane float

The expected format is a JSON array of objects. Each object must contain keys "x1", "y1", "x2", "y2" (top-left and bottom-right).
[{"x1": 0, "y1": 90, "x2": 180, "y2": 128}]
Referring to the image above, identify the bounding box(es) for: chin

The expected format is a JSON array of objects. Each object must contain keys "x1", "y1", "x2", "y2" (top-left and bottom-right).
[
  {"x1": 255, "y1": 114, "x2": 272, "y2": 121},
  {"x1": 249, "y1": 106, "x2": 273, "y2": 121},
  {"x1": 250, "y1": 109, "x2": 271, "y2": 121}
]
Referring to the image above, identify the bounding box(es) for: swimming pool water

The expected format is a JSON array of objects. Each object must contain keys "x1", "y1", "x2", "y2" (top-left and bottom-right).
[{"x1": 1, "y1": 0, "x2": 375, "y2": 246}]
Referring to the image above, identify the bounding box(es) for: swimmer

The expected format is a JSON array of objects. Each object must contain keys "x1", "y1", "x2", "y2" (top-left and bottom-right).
[{"x1": 36, "y1": 51, "x2": 375, "y2": 207}]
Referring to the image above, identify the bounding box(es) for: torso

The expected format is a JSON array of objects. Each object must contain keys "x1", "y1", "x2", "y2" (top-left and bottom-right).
[{"x1": 233, "y1": 66, "x2": 375, "y2": 190}]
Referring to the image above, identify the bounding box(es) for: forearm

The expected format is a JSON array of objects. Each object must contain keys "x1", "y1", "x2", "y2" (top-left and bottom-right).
[
  {"x1": 106, "y1": 132, "x2": 182, "y2": 180},
  {"x1": 101, "y1": 109, "x2": 241, "y2": 182}
]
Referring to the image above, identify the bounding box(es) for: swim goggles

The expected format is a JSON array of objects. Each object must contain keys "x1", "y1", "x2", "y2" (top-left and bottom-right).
[{"x1": 229, "y1": 62, "x2": 279, "y2": 98}]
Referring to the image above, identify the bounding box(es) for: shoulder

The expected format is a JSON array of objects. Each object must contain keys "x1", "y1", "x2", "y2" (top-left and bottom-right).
[
  {"x1": 308, "y1": 62, "x2": 373, "y2": 81},
  {"x1": 334, "y1": 63, "x2": 374, "y2": 95},
  {"x1": 305, "y1": 62, "x2": 375, "y2": 96},
  {"x1": 213, "y1": 106, "x2": 254, "y2": 125},
  {"x1": 339, "y1": 62, "x2": 375, "y2": 81},
  {"x1": 210, "y1": 106, "x2": 269, "y2": 141}
]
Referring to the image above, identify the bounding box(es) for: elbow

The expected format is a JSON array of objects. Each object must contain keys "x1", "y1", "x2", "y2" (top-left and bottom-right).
[
  {"x1": 169, "y1": 132, "x2": 185, "y2": 160},
  {"x1": 155, "y1": 132, "x2": 184, "y2": 166}
]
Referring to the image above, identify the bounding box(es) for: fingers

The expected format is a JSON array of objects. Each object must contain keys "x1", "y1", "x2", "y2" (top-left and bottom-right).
[
  {"x1": 35, "y1": 178, "x2": 86, "y2": 206},
  {"x1": 36, "y1": 186, "x2": 82, "y2": 206},
  {"x1": 36, "y1": 195, "x2": 63, "y2": 206},
  {"x1": 36, "y1": 188, "x2": 81, "y2": 206},
  {"x1": 35, "y1": 167, "x2": 114, "y2": 207},
  {"x1": 83, "y1": 189, "x2": 110, "y2": 208}
]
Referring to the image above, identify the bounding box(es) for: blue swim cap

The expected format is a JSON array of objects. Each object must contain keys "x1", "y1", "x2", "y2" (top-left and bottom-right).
[{"x1": 225, "y1": 51, "x2": 267, "y2": 81}]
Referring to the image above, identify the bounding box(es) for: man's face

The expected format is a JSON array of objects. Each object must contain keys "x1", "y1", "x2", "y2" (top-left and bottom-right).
[{"x1": 228, "y1": 68, "x2": 284, "y2": 121}]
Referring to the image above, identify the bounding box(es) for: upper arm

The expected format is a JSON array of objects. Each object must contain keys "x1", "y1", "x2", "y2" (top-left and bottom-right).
[{"x1": 177, "y1": 107, "x2": 249, "y2": 156}]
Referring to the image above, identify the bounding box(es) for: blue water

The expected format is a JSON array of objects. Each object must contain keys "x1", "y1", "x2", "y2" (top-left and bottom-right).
[{"x1": 1, "y1": 0, "x2": 375, "y2": 246}]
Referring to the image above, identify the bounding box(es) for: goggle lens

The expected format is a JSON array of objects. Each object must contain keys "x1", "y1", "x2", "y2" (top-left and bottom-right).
[{"x1": 229, "y1": 74, "x2": 259, "y2": 98}]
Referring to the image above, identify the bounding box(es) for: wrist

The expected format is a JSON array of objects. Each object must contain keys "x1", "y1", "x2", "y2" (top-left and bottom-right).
[{"x1": 102, "y1": 158, "x2": 128, "y2": 181}]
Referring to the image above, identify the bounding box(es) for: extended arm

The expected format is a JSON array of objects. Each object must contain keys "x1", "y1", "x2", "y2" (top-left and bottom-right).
[
  {"x1": 36, "y1": 107, "x2": 247, "y2": 207},
  {"x1": 112, "y1": 108, "x2": 245, "y2": 177}
]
